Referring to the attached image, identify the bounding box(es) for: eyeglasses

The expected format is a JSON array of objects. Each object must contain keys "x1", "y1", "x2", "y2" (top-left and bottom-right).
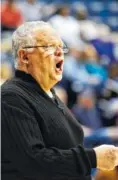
[{"x1": 22, "y1": 45, "x2": 69, "y2": 54}]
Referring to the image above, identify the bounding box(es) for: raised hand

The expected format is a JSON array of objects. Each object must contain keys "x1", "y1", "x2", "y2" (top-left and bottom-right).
[{"x1": 94, "y1": 145, "x2": 118, "y2": 170}]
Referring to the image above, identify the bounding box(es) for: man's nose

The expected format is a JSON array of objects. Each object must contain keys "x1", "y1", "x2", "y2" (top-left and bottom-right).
[{"x1": 54, "y1": 47, "x2": 63, "y2": 56}]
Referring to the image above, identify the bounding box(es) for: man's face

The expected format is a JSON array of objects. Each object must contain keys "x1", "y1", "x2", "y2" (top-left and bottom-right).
[{"x1": 25, "y1": 27, "x2": 65, "y2": 89}]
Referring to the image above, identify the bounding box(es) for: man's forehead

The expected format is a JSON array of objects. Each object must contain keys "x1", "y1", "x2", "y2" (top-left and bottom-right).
[{"x1": 34, "y1": 27, "x2": 63, "y2": 45}]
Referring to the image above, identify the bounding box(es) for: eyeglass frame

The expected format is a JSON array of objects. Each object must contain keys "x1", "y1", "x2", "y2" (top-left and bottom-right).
[{"x1": 22, "y1": 45, "x2": 69, "y2": 54}]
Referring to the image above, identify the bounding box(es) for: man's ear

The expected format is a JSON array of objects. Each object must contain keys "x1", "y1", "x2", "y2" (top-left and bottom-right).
[{"x1": 18, "y1": 49, "x2": 29, "y2": 64}]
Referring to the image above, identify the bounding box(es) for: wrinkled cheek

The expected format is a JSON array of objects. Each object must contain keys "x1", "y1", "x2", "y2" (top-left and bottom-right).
[
  {"x1": 45, "y1": 55, "x2": 55, "y2": 70},
  {"x1": 38, "y1": 71, "x2": 45, "y2": 79},
  {"x1": 44, "y1": 52, "x2": 54, "y2": 58},
  {"x1": 51, "y1": 66, "x2": 55, "y2": 72},
  {"x1": 48, "y1": 66, "x2": 55, "y2": 78}
]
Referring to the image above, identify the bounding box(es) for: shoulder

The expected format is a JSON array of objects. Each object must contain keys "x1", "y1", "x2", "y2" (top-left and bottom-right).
[
  {"x1": 1, "y1": 79, "x2": 34, "y2": 115},
  {"x1": 2, "y1": 78, "x2": 23, "y2": 96},
  {"x1": 1, "y1": 78, "x2": 27, "y2": 104}
]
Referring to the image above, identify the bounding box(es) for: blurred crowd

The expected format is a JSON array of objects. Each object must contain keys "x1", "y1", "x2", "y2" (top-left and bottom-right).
[{"x1": 1, "y1": 0, "x2": 118, "y2": 179}]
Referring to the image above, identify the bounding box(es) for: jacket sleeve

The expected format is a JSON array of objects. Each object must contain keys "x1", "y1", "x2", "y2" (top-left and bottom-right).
[{"x1": 2, "y1": 93, "x2": 96, "y2": 179}]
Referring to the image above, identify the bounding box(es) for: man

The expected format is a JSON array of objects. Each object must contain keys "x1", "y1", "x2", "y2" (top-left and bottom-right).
[{"x1": 1, "y1": 21, "x2": 118, "y2": 180}]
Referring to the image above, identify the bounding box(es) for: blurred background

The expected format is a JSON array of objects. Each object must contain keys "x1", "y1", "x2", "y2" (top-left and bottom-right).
[{"x1": 1, "y1": 0, "x2": 118, "y2": 179}]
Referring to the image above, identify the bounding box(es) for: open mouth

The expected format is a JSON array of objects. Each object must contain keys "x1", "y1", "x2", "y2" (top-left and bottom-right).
[{"x1": 55, "y1": 60, "x2": 63, "y2": 72}]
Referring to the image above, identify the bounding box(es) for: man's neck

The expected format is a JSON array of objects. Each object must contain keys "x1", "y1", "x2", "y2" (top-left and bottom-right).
[{"x1": 17, "y1": 67, "x2": 54, "y2": 95}]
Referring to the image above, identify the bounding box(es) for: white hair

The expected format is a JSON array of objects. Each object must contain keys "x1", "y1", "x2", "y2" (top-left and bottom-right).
[{"x1": 12, "y1": 21, "x2": 51, "y2": 68}]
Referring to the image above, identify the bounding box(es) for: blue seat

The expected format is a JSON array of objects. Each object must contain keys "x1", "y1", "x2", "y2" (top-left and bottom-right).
[
  {"x1": 107, "y1": 2, "x2": 118, "y2": 15},
  {"x1": 107, "y1": 16, "x2": 118, "y2": 31},
  {"x1": 88, "y1": 1, "x2": 104, "y2": 14}
]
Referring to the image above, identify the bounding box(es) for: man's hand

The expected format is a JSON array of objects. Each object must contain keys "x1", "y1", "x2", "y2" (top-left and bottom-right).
[{"x1": 94, "y1": 145, "x2": 118, "y2": 170}]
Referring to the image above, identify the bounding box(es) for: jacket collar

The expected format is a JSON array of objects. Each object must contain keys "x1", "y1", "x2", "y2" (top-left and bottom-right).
[
  {"x1": 15, "y1": 70, "x2": 65, "y2": 112},
  {"x1": 15, "y1": 70, "x2": 57, "y2": 99}
]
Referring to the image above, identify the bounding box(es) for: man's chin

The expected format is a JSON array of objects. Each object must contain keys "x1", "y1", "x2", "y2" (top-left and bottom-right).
[{"x1": 53, "y1": 74, "x2": 62, "y2": 82}]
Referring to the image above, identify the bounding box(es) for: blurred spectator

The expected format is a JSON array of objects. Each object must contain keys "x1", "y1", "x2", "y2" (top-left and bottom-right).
[
  {"x1": 1, "y1": 31, "x2": 14, "y2": 72},
  {"x1": 18, "y1": 0, "x2": 43, "y2": 21},
  {"x1": 1, "y1": 0, "x2": 24, "y2": 31},
  {"x1": 60, "y1": 45, "x2": 107, "y2": 106},
  {"x1": 97, "y1": 62, "x2": 118, "y2": 127},
  {"x1": 74, "y1": 4, "x2": 99, "y2": 42},
  {"x1": 83, "y1": 45, "x2": 108, "y2": 91},
  {"x1": 72, "y1": 89, "x2": 102, "y2": 130},
  {"x1": 90, "y1": 39, "x2": 118, "y2": 66},
  {"x1": 0, "y1": 63, "x2": 12, "y2": 85},
  {"x1": 108, "y1": 62, "x2": 118, "y2": 81},
  {"x1": 74, "y1": 4, "x2": 118, "y2": 66},
  {"x1": 49, "y1": 5, "x2": 81, "y2": 48}
]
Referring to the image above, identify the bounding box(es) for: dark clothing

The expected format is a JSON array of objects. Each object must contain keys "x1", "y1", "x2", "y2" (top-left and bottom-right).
[{"x1": 1, "y1": 70, "x2": 96, "y2": 180}]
